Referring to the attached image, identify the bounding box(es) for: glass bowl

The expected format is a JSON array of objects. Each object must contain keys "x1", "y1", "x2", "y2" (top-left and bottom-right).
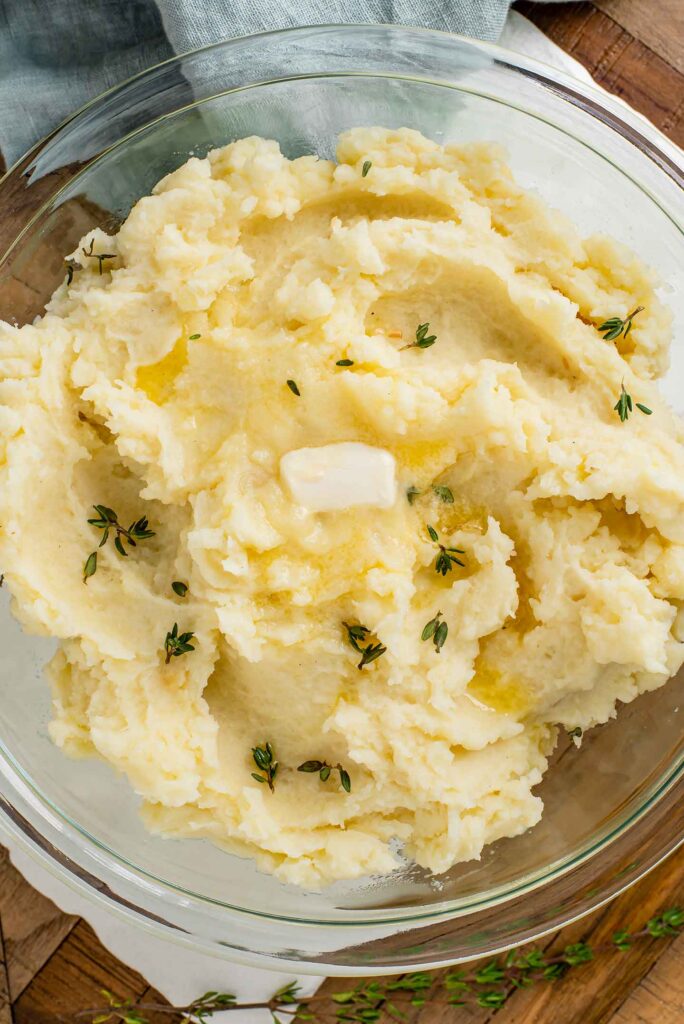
[{"x1": 0, "y1": 24, "x2": 682, "y2": 975}]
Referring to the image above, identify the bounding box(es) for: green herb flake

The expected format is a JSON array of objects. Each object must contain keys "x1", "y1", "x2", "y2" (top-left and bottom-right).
[
  {"x1": 298, "y1": 759, "x2": 352, "y2": 792},
  {"x1": 172, "y1": 581, "x2": 188, "y2": 597},
  {"x1": 188, "y1": 333, "x2": 201, "y2": 340},
  {"x1": 361, "y1": 160, "x2": 372, "y2": 177},
  {"x1": 83, "y1": 551, "x2": 97, "y2": 584},
  {"x1": 286, "y1": 379, "x2": 301, "y2": 396},
  {"x1": 598, "y1": 305, "x2": 644, "y2": 342},
  {"x1": 406, "y1": 486, "x2": 421, "y2": 505},
  {"x1": 164, "y1": 622, "x2": 196, "y2": 664},
  {"x1": 402, "y1": 322, "x2": 437, "y2": 351},
  {"x1": 82, "y1": 238, "x2": 116, "y2": 276},
  {"x1": 432, "y1": 484, "x2": 454, "y2": 504},
  {"x1": 251, "y1": 742, "x2": 278, "y2": 792},
  {"x1": 336, "y1": 358, "x2": 354, "y2": 366},
  {"x1": 427, "y1": 524, "x2": 465, "y2": 575},
  {"x1": 343, "y1": 620, "x2": 387, "y2": 670},
  {"x1": 422, "y1": 611, "x2": 448, "y2": 653}
]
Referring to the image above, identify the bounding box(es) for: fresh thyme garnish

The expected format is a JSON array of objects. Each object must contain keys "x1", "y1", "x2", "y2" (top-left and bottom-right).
[
  {"x1": 568, "y1": 726, "x2": 583, "y2": 740},
  {"x1": 189, "y1": 333, "x2": 201, "y2": 340},
  {"x1": 82, "y1": 238, "x2": 116, "y2": 276},
  {"x1": 80, "y1": 906, "x2": 684, "y2": 1023},
  {"x1": 83, "y1": 551, "x2": 97, "y2": 584},
  {"x1": 164, "y1": 623, "x2": 196, "y2": 664},
  {"x1": 401, "y1": 322, "x2": 436, "y2": 351},
  {"x1": 432, "y1": 484, "x2": 454, "y2": 503},
  {"x1": 251, "y1": 742, "x2": 278, "y2": 792},
  {"x1": 343, "y1": 621, "x2": 387, "y2": 670},
  {"x1": 406, "y1": 485, "x2": 421, "y2": 504},
  {"x1": 298, "y1": 760, "x2": 352, "y2": 792},
  {"x1": 614, "y1": 381, "x2": 652, "y2": 422},
  {"x1": 421, "y1": 611, "x2": 449, "y2": 653},
  {"x1": 286, "y1": 379, "x2": 301, "y2": 396},
  {"x1": 427, "y1": 524, "x2": 465, "y2": 575},
  {"x1": 336, "y1": 358, "x2": 354, "y2": 366},
  {"x1": 598, "y1": 305, "x2": 644, "y2": 342},
  {"x1": 171, "y1": 581, "x2": 188, "y2": 597},
  {"x1": 361, "y1": 160, "x2": 372, "y2": 177},
  {"x1": 88, "y1": 505, "x2": 155, "y2": 559}
]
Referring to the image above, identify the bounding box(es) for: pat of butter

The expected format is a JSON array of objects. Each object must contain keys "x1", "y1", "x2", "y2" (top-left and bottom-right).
[{"x1": 280, "y1": 442, "x2": 397, "y2": 512}]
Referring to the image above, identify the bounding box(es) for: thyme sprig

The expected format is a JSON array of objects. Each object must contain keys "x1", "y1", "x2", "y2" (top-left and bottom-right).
[
  {"x1": 82, "y1": 238, "x2": 117, "y2": 275},
  {"x1": 421, "y1": 611, "x2": 448, "y2": 653},
  {"x1": 251, "y1": 742, "x2": 279, "y2": 792},
  {"x1": 614, "y1": 381, "x2": 652, "y2": 422},
  {"x1": 427, "y1": 524, "x2": 465, "y2": 576},
  {"x1": 343, "y1": 621, "x2": 387, "y2": 670},
  {"x1": 164, "y1": 623, "x2": 196, "y2": 664},
  {"x1": 598, "y1": 305, "x2": 644, "y2": 341},
  {"x1": 84, "y1": 504, "x2": 155, "y2": 582},
  {"x1": 80, "y1": 907, "x2": 684, "y2": 1023},
  {"x1": 88, "y1": 505, "x2": 155, "y2": 557},
  {"x1": 401, "y1": 322, "x2": 436, "y2": 350},
  {"x1": 298, "y1": 760, "x2": 352, "y2": 792}
]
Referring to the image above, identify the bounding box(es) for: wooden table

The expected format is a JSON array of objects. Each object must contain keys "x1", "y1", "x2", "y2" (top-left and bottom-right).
[{"x1": 1, "y1": 3, "x2": 682, "y2": 1022}]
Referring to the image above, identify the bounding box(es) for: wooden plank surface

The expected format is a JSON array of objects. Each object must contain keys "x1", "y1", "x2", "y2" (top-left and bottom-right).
[
  {"x1": 1, "y1": 3, "x2": 683, "y2": 1023},
  {"x1": 514, "y1": 1, "x2": 684, "y2": 147}
]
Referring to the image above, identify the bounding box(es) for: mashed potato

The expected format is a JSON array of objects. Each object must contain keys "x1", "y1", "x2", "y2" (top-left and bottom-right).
[{"x1": 1, "y1": 127, "x2": 683, "y2": 888}]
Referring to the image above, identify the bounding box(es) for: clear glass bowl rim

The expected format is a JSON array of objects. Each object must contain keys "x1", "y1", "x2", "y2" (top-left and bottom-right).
[{"x1": 0, "y1": 22, "x2": 682, "y2": 972}]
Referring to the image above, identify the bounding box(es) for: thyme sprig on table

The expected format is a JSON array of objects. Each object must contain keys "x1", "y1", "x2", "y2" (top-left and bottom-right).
[
  {"x1": 164, "y1": 623, "x2": 196, "y2": 664},
  {"x1": 251, "y1": 742, "x2": 279, "y2": 792},
  {"x1": 80, "y1": 907, "x2": 684, "y2": 1024},
  {"x1": 427, "y1": 524, "x2": 465, "y2": 576},
  {"x1": 614, "y1": 381, "x2": 652, "y2": 422},
  {"x1": 298, "y1": 759, "x2": 352, "y2": 792},
  {"x1": 83, "y1": 505, "x2": 155, "y2": 582},
  {"x1": 82, "y1": 238, "x2": 117, "y2": 275},
  {"x1": 401, "y1": 321, "x2": 437, "y2": 351},
  {"x1": 343, "y1": 621, "x2": 387, "y2": 670},
  {"x1": 598, "y1": 305, "x2": 644, "y2": 342}
]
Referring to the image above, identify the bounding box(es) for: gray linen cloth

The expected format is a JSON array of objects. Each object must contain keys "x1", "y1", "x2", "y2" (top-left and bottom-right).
[{"x1": 0, "y1": 0, "x2": 564, "y2": 168}]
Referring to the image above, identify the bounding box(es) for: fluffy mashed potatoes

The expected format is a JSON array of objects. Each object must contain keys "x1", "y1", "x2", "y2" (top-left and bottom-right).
[{"x1": 1, "y1": 127, "x2": 684, "y2": 889}]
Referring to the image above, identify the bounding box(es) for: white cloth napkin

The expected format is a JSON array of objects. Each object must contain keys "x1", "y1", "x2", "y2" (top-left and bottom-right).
[{"x1": 1, "y1": 14, "x2": 598, "y2": 1022}]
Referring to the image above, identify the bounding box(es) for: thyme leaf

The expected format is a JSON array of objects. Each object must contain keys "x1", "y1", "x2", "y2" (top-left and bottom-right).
[
  {"x1": 286, "y1": 379, "x2": 301, "y2": 396},
  {"x1": 402, "y1": 321, "x2": 436, "y2": 351},
  {"x1": 427, "y1": 524, "x2": 465, "y2": 575},
  {"x1": 82, "y1": 238, "x2": 116, "y2": 276},
  {"x1": 598, "y1": 306, "x2": 644, "y2": 342},
  {"x1": 251, "y1": 742, "x2": 278, "y2": 792},
  {"x1": 164, "y1": 622, "x2": 196, "y2": 664},
  {"x1": 361, "y1": 160, "x2": 372, "y2": 177},
  {"x1": 343, "y1": 621, "x2": 387, "y2": 670},
  {"x1": 298, "y1": 760, "x2": 352, "y2": 792},
  {"x1": 422, "y1": 611, "x2": 449, "y2": 653}
]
